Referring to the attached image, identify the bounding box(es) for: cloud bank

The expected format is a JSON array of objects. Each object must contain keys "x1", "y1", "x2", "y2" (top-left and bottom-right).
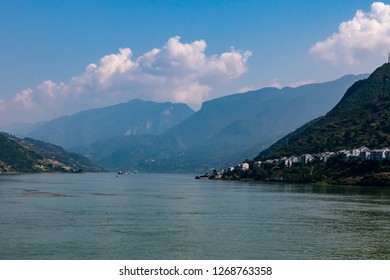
[
  {"x1": 1, "y1": 36, "x2": 251, "y2": 124},
  {"x1": 310, "y1": 2, "x2": 390, "y2": 65}
]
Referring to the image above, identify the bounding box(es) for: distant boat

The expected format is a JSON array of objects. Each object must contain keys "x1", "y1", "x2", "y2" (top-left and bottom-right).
[{"x1": 195, "y1": 173, "x2": 210, "y2": 179}]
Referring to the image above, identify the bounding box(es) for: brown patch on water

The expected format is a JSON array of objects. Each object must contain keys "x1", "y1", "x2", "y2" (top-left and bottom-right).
[
  {"x1": 91, "y1": 192, "x2": 116, "y2": 196},
  {"x1": 151, "y1": 194, "x2": 187, "y2": 200},
  {"x1": 16, "y1": 188, "x2": 77, "y2": 197},
  {"x1": 0, "y1": 200, "x2": 21, "y2": 204},
  {"x1": 13, "y1": 188, "x2": 38, "y2": 192}
]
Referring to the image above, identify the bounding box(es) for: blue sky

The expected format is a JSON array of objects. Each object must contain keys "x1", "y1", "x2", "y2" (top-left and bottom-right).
[{"x1": 0, "y1": 0, "x2": 388, "y2": 125}]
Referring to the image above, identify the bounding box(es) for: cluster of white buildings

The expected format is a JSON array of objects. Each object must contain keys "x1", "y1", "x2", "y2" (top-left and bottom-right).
[
  {"x1": 249, "y1": 151, "x2": 337, "y2": 169},
  {"x1": 225, "y1": 162, "x2": 250, "y2": 172},
  {"x1": 226, "y1": 146, "x2": 390, "y2": 173},
  {"x1": 257, "y1": 146, "x2": 390, "y2": 169},
  {"x1": 336, "y1": 146, "x2": 390, "y2": 162}
]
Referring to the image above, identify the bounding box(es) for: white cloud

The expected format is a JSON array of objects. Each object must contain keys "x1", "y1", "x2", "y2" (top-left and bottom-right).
[
  {"x1": 288, "y1": 80, "x2": 315, "y2": 88},
  {"x1": 240, "y1": 79, "x2": 316, "y2": 93},
  {"x1": 310, "y1": 2, "x2": 390, "y2": 65},
  {"x1": 1, "y1": 36, "x2": 251, "y2": 124},
  {"x1": 238, "y1": 86, "x2": 258, "y2": 93},
  {"x1": 13, "y1": 88, "x2": 34, "y2": 108},
  {"x1": 269, "y1": 78, "x2": 282, "y2": 89}
]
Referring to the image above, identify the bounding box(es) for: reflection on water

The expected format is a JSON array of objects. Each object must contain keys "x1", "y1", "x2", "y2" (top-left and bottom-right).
[{"x1": 0, "y1": 173, "x2": 389, "y2": 259}]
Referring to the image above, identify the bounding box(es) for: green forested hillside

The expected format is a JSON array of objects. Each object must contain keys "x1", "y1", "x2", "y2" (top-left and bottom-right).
[
  {"x1": 0, "y1": 133, "x2": 103, "y2": 173},
  {"x1": 0, "y1": 133, "x2": 38, "y2": 172},
  {"x1": 258, "y1": 63, "x2": 390, "y2": 159},
  {"x1": 216, "y1": 63, "x2": 390, "y2": 186}
]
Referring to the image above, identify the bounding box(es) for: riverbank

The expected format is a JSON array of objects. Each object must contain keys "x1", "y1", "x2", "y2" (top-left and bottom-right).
[{"x1": 204, "y1": 159, "x2": 390, "y2": 187}]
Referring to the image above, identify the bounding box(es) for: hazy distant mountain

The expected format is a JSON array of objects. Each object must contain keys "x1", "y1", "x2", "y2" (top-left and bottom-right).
[
  {"x1": 79, "y1": 74, "x2": 368, "y2": 172},
  {"x1": 0, "y1": 133, "x2": 103, "y2": 173},
  {"x1": 0, "y1": 121, "x2": 47, "y2": 137},
  {"x1": 28, "y1": 99, "x2": 194, "y2": 148}
]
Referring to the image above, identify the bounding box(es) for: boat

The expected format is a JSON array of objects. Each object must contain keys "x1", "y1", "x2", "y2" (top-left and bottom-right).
[{"x1": 195, "y1": 173, "x2": 210, "y2": 179}]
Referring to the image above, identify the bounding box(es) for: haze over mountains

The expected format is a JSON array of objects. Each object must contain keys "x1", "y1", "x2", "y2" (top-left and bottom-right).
[
  {"x1": 157, "y1": 74, "x2": 368, "y2": 166},
  {"x1": 28, "y1": 99, "x2": 194, "y2": 148},
  {"x1": 65, "y1": 73, "x2": 366, "y2": 172},
  {"x1": 1, "y1": 73, "x2": 368, "y2": 173}
]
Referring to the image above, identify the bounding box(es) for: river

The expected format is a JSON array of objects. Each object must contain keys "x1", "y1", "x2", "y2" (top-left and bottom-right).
[{"x1": 0, "y1": 173, "x2": 389, "y2": 259}]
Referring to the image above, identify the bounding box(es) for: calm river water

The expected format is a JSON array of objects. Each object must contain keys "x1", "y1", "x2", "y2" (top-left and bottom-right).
[{"x1": 0, "y1": 173, "x2": 389, "y2": 259}]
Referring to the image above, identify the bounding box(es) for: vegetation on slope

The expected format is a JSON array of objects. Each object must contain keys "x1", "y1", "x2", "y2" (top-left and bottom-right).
[
  {"x1": 222, "y1": 157, "x2": 390, "y2": 186},
  {"x1": 0, "y1": 133, "x2": 38, "y2": 172},
  {"x1": 218, "y1": 63, "x2": 390, "y2": 186},
  {"x1": 0, "y1": 133, "x2": 104, "y2": 173},
  {"x1": 258, "y1": 63, "x2": 390, "y2": 160}
]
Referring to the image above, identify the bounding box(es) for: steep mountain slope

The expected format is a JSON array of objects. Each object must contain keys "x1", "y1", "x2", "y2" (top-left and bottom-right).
[
  {"x1": 28, "y1": 99, "x2": 194, "y2": 148},
  {"x1": 163, "y1": 74, "x2": 368, "y2": 149},
  {"x1": 79, "y1": 74, "x2": 368, "y2": 172},
  {"x1": 258, "y1": 63, "x2": 390, "y2": 159},
  {"x1": 0, "y1": 133, "x2": 103, "y2": 173},
  {"x1": 0, "y1": 133, "x2": 39, "y2": 173}
]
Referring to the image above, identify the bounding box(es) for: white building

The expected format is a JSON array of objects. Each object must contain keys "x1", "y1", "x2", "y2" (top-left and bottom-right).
[
  {"x1": 360, "y1": 150, "x2": 371, "y2": 161},
  {"x1": 227, "y1": 166, "x2": 235, "y2": 172},
  {"x1": 351, "y1": 148, "x2": 361, "y2": 156},
  {"x1": 300, "y1": 154, "x2": 313, "y2": 164},
  {"x1": 370, "y1": 148, "x2": 389, "y2": 161},
  {"x1": 235, "y1": 162, "x2": 250, "y2": 171}
]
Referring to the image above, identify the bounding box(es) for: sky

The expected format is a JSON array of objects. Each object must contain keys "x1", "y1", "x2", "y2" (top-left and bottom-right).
[{"x1": 1, "y1": 0, "x2": 389, "y2": 126}]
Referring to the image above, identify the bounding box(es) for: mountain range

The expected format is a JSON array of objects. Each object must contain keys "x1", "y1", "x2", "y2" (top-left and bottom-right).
[
  {"x1": 69, "y1": 74, "x2": 367, "y2": 172},
  {"x1": 28, "y1": 99, "x2": 194, "y2": 149},
  {"x1": 2, "y1": 73, "x2": 369, "y2": 174}
]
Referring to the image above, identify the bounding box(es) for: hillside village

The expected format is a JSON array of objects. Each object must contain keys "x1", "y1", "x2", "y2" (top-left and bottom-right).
[
  {"x1": 203, "y1": 146, "x2": 390, "y2": 180},
  {"x1": 254, "y1": 146, "x2": 390, "y2": 169}
]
